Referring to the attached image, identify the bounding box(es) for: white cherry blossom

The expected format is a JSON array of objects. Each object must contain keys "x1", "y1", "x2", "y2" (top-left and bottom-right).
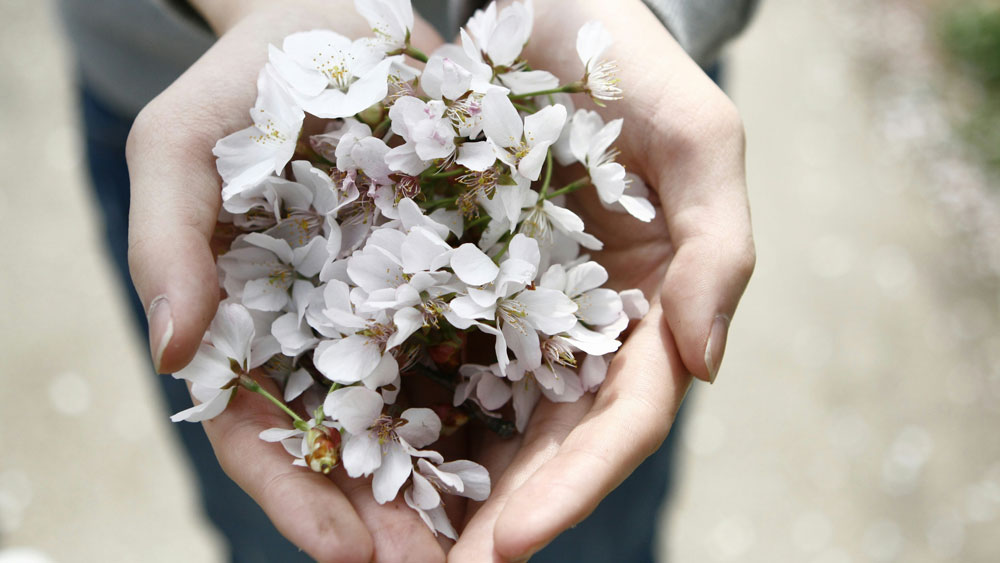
[
  {"x1": 576, "y1": 21, "x2": 622, "y2": 102},
  {"x1": 269, "y1": 30, "x2": 395, "y2": 119},
  {"x1": 214, "y1": 65, "x2": 303, "y2": 199},
  {"x1": 355, "y1": 0, "x2": 414, "y2": 52},
  {"x1": 170, "y1": 303, "x2": 255, "y2": 422},
  {"x1": 481, "y1": 89, "x2": 567, "y2": 181},
  {"x1": 568, "y1": 109, "x2": 627, "y2": 205}
]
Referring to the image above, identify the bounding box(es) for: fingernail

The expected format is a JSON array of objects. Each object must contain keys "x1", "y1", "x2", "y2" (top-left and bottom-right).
[
  {"x1": 148, "y1": 295, "x2": 174, "y2": 373},
  {"x1": 704, "y1": 314, "x2": 730, "y2": 384}
]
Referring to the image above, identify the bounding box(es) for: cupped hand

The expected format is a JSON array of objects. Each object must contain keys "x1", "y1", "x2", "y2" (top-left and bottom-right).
[
  {"x1": 125, "y1": 2, "x2": 452, "y2": 561},
  {"x1": 448, "y1": 0, "x2": 755, "y2": 560}
]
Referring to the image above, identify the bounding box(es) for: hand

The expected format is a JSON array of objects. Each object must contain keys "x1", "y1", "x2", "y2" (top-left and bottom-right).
[
  {"x1": 125, "y1": 2, "x2": 453, "y2": 561},
  {"x1": 449, "y1": 0, "x2": 755, "y2": 560}
]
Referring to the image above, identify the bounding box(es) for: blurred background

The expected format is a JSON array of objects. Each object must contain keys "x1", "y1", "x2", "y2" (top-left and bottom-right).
[{"x1": 1, "y1": 0, "x2": 998, "y2": 561}]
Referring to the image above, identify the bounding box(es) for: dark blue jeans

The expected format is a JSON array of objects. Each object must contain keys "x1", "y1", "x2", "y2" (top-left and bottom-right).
[{"x1": 80, "y1": 73, "x2": 701, "y2": 560}]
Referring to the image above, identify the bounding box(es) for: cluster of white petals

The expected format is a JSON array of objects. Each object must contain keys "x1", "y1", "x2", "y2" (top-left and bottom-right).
[{"x1": 177, "y1": 0, "x2": 654, "y2": 537}]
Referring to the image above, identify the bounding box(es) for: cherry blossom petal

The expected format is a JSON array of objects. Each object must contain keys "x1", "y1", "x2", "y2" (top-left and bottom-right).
[
  {"x1": 481, "y1": 89, "x2": 522, "y2": 148},
  {"x1": 456, "y1": 141, "x2": 496, "y2": 171},
  {"x1": 397, "y1": 408, "x2": 441, "y2": 448},
  {"x1": 324, "y1": 386, "x2": 383, "y2": 435},
  {"x1": 451, "y1": 244, "x2": 500, "y2": 286},
  {"x1": 436, "y1": 460, "x2": 491, "y2": 501},
  {"x1": 373, "y1": 442, "x2": 412, "y2": 503},
  {"x1": 342, "y1": 431, "x2": 382, "y2": 477},
  {"x1": 314, "y1": 334, "x2": 383, "y2": 384},
  {"x1": 283, "y1": 368, "x2": 315, "y2": 402}
]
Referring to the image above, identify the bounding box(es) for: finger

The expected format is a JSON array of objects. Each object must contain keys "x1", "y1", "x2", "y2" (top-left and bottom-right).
[
  {"x1": 449, "y1": 397, "x2": 593, "y2": 562},
  {"x1": 328, "y1": 470, "x2": 447, "y2": 563},
  {"x1": 492, "y1": 301, "x2": 691, "y2": 560},
  {"x1": 126, "y1": 19, "x2": 287, "y2": 374},
  {"x1": 652, "y1": 104, "x2": 755, "y2": 383},
  {"x1": 202, "y1": 378, "x2": 373, "y2": 563}
]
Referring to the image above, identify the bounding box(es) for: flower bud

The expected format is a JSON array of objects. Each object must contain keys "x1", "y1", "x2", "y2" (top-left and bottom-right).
[{"x1": 305, "y1": 426, "x2": 342, "y2": 474}]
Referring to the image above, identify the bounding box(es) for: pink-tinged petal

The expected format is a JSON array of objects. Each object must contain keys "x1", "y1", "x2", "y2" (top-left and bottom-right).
[
  {"x1": 363, "y1": 353, "x2": 399, "y2": 389},
  {"x1": 242, "y1": 279, "x2": 290, "y2": 312},
  {"x1": 436, "y1": 460, "x2": 491, "y2": 501},
  {"x1": 259, "y1": 427, "x2": 302, "y2": 442},
  {"x1": 511, "y1": 378, "x2": 541, "y2": 433},
  {"x1": 174, "y1": 344, "x2": 236, "y2": 389},
  {"x1": 314, "y1": 334, "x2": 382, "y2": 384},
  {"x1": 579, "y1": 353, "x2": 609, "y2": 392},
  {"x1": 169, "y1": 386, "x2": 233, "y2": 422},
  {"x1": 456, "y1": 141, "x2": 496, "y2": 171},
  {"x1": 576, "y1": 20, "x2": 612, "y2": 67},
  {"x1": 210, "y1": 303, "x2": 256, "y2": 365},
  {"x1": 283, "y1": 367, "x2": 315, "y2": 402},
  {"x1": 476, "y1": 372, "x2": 512, "y2": 411},
  {"x1": 410, "y1": 470, "x2": 442, "y2": 510},
  {"x1": 324, "y1": 386, "x2": 382, "y2": 435},
  {"x1": 372, "y1": 442, "x2": 412, "y2": 504},
  {"x1": 451, "y1": 243, "x2": 500, "y2": 286},
  {"x1": 387, "y1": 307, "x2": 424, "y2": 349},
  {"x1": 523, "y1": 103, "x2": 568, "y2": 148},
  {"x1": 397, "y1": 408, "x2": 441, "y2": 448},
  {"x1": 481, "y1": 89, "x2": 523, "y2": 148},
  {"x1": 342, "y1": 431, "x2": 382, "y2": 477},
  {"x1": 620, "y1": 288, "x2": 650, "y2": 319}
]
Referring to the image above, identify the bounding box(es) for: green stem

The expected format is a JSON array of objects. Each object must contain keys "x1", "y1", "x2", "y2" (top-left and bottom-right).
[
  {"x1": 512, "y1": 102, "x2": 537, "y2": 113},
  {"x1": 466, "y1": 214, "x2": 491, "y2": 230},
  {"x1": 424, "y1": 196, "x2": 458, "y2": 211},
  {"x1": 542, "y1": 176, "x2": 590, "y2": 200},
  {"x1": 492, "y1": 233, "x2": 515, "y2": 262},
  {"x1": 509, "y1": 82, "x2": 584, "y2": 101},
  {"x1": 403, "y1": 45, "x2": 429, "y2": 63},
  {"x1": 425, "y1": 168, "x2": 465, "y2": 179},
  {"x1": 239, "y1": 374, "x2": 304, "y2": 423},
  {"x1": 538, "y1": 150, "x2": 554, "y2": 199}
]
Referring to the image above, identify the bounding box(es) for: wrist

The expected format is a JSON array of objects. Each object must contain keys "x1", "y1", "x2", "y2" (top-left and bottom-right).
[{"x1": 186, "y1": 0, "x2": 350, "y2": 35}]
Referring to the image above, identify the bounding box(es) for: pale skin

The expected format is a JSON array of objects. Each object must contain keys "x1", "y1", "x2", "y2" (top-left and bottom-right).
[{"x1": 125, "y1": 0, "x2": 754, "y2": 561}]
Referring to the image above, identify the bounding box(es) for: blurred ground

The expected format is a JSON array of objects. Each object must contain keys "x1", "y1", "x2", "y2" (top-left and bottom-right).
[{"x1": 0, "y1": 1, "x2": 998, "y2": 562}]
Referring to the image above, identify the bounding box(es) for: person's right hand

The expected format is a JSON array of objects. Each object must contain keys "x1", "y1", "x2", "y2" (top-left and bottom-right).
[{"x1": 125, "y1": 2, "x2": 451, "y2": 561}]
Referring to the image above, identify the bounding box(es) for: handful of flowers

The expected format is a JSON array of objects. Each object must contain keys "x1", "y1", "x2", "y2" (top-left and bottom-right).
[{"x1": 171, "y1": 0, "x2": 654, "y2": 538}]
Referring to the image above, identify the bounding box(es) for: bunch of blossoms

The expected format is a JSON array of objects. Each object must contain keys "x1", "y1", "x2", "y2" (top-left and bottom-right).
[{"x1": 170, "y1": 0, "x2": 654, "y2": 538}]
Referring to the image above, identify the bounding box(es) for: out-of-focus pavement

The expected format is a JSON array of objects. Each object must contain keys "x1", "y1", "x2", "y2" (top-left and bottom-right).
[{"x1": 0, "y1": 1, "x2": 997, "y2": 562}]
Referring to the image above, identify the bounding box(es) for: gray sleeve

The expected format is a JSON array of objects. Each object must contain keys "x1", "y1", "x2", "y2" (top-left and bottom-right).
[{"x1": 641, "y1": 0, "x2": 760, "y2": 66}]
